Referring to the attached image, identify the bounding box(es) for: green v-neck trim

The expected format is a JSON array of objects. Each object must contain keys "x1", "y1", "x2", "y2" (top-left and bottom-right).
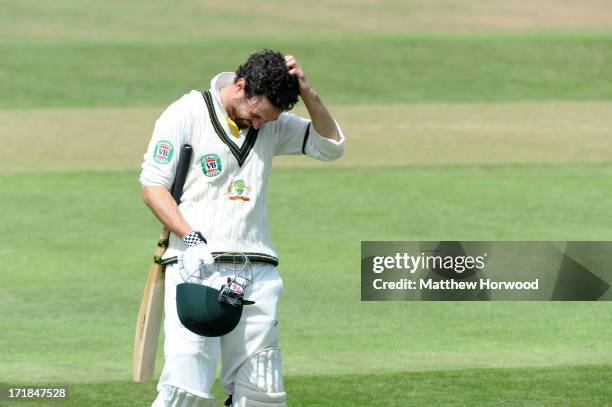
[{"x1": 202, "y1": 90, "x2": 258, "y2": 167}]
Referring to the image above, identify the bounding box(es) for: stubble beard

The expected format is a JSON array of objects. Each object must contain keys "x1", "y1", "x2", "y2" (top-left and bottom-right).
[{"x1": 228, "y1": 103, "x2": 252, "y2": 129}]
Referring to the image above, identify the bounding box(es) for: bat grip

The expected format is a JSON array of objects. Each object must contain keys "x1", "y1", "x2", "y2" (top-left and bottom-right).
[{"x1": 170, "y1": 144, "x2": 193, "y2": 204}]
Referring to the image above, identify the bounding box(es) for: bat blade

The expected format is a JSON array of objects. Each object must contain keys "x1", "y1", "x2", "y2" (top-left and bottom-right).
[{"x1": 132, "y1": 229, "x2": 169, "y2": 383}]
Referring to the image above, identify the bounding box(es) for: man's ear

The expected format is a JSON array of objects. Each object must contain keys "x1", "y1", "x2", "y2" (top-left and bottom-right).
[{"x1": 234, "y1": 78, "x2": 246, "y2": 97}]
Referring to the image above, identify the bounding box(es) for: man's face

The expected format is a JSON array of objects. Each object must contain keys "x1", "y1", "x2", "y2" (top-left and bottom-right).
[{"x1": 230, "y1": 78, "x2": 282, "y2": 130}]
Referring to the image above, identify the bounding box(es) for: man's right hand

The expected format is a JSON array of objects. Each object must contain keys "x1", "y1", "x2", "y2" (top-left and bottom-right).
[{"x1": 182, "y1": 231, "x2": 214, "y2": 275}]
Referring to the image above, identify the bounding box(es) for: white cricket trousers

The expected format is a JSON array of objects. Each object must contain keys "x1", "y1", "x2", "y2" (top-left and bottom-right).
[{"x1": 153, "y1": 262, "x2": 283, "y2": 405}]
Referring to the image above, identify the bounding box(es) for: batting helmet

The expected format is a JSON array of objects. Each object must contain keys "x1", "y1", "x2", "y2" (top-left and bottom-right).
[
  {"x1": 176, "y1": 283, "x2": 243, "y2": 337},
  {"x1": 176, "y1": 253, "x2": 254, "y2": 337}
]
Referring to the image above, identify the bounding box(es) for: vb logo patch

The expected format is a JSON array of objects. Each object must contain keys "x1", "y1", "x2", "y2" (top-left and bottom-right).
[
  {"x1": 153, "y1": 140, "x2": 174, "y2": 164},
  {"x1": 227, "y1": 179, "x2": 251, "y2": 201},
  {"x1": 201, "y1": 153, "x2": 223, "y2": 177}
]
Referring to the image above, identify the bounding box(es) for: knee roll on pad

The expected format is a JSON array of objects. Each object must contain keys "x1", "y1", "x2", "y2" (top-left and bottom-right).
[
  {"x1": 153, "y1": 385, "x2": 216, "y2": 407},
  {"x1": 233, "y1": 348, "x2": 286, "y2": 407}
]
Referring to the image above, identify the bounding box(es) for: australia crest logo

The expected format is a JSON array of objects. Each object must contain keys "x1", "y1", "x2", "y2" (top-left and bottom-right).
[{"x1": 227, "y1": 179, "x2": 251, "y2": 201}]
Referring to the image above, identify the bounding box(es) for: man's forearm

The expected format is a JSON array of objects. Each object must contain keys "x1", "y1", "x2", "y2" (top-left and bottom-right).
[
  {"x1": 284, "y1": 54, "x2": 341, "y2": 142},
  {"x1": 142, "y1": 186, "x2": 192, "y2": 238},
  {"x1": 300, "y1": 87, "x2": 340, "y2": 142}
]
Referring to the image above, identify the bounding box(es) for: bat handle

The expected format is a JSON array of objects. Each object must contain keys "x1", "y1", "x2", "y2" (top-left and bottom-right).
[{"x1": 171, "y1": 144, "x2": 193, "y2": 204}]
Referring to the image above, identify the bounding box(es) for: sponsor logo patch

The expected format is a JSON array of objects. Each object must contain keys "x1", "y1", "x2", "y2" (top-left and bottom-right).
[
  {"x1": 227, "y1": 179, "x2": 251, "y2": 201},
  {"x1": 229, "y1": 282, "x2": 244, "y2": 294},
  {"x1": 201, "y1": 153, "x2": 222, "y2": 177},
  {"x1": 153, "y1": 140, "x2": 174, "y2": 164}
]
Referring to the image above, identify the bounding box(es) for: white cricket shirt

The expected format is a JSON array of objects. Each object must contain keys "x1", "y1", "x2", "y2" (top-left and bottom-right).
[{"x1": 140, "y1": 73, "x2": 345, "y2": 263}]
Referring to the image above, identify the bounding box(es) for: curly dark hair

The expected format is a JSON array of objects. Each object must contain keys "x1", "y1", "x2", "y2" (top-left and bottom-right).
[{"x1": 235, "y1": 50, "x2": 300, "y2": 111}]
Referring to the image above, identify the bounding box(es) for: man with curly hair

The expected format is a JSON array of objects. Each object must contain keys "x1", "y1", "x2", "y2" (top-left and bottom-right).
[{"x1": 140, "y1": 50, "x2": 345, "y2": 406}]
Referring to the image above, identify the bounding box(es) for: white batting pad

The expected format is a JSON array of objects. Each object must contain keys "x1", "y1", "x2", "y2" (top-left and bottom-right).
[
  {"x1": 152, "y1": 385, "x2": 216, "y2": 407},
  {"x1": 232, "y1": 348, "x2": 286, "y2": 407}
]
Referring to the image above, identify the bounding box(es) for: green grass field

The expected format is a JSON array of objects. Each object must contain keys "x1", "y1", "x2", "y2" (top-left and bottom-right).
[
  {"x1": 1, "y1": 1, "x2": 611, "y2": 406},
  {"x1": 2, "y1": 33, "x2": 612, "y2": 108}
]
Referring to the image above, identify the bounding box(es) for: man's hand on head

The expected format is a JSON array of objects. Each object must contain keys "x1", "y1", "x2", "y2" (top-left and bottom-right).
[
  {"x1": 284, "y1": 53, "x2": 340, "y2": 142},
  {"x1": 285, "y1": 55, "x2": 311, "y2": 95}
]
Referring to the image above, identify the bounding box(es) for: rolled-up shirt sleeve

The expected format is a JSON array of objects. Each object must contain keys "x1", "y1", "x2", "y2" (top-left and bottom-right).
[
  {"x1": 139, "y1": 95, "x2": 190, "y2": 189},
  {"x1": 274, "y1": 113, "x2": 345, "y2": 161}
]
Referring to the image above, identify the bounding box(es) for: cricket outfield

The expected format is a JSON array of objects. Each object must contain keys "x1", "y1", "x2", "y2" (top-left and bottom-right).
[{"x1": 1, "y1": 1, "x2": 611, "y2": 406}]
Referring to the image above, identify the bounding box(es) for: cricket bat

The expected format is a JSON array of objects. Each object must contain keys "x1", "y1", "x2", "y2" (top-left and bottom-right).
[{"x1": 132, "y1": 144, "x2": 193, "y2": 383}]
